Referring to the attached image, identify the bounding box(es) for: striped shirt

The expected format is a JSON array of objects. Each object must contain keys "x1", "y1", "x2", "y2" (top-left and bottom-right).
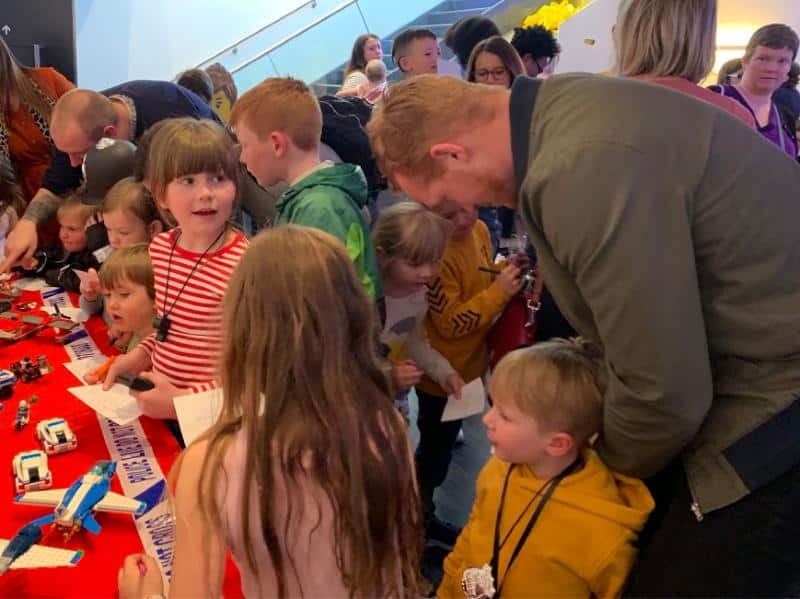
[{"x1": 139, "y1": 229, "x2": 248, "y2": 392}]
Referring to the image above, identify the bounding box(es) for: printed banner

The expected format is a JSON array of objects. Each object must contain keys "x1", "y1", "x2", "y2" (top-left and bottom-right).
[
  {"x1": 63, "y1": 326, "x2": 102, "y2": 362},
  {"x1": 96, "y1": 416, "x2": 175, "y2": 593},
  {"x1": 40, "y1": 287, "x2": 71, "y2": 308}
]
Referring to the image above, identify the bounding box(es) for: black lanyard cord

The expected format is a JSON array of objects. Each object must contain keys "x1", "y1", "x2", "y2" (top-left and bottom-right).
[
  {"x1": 490, "y1": 458, "x2": 580, "y2": 598},
  {"x1": 161, "y1": 226, "x2": 227, "y2": 318}
]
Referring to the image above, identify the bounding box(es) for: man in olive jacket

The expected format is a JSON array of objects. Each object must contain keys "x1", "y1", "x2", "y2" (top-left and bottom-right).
[{"x1": 368, "y1": 73, "x2": 800, "y2": 596}]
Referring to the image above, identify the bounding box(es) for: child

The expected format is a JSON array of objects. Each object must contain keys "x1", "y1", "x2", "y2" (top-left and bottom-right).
[
  {"x1": 79, "y1": 177, "x2": 163, "y2": 331},
  {"x1": 88, "y1": 118, "x2": 248, "y2": 420},
  {"x1": 338, "y1": 59, "x2": 388, "y2": 104},
  {"x1": 117, "y1": 226, "x2": 422, "y2": 598},
  {"x1": 230, "y1": 77, "x2": 381, "y2": 301},
  {"x1": 416, "y1": 205, "x2": 521, "y2": 535},
  {"x1": 0, "y1": 157, "x2": 24, "y2": 258},
  {"x1": 33, "y1": 194, "x2": 100, "y2": 292},
  {"x1": 97, "y1": 244, "x2": 155, "y2": 353},
  {"x1": 373, "y1": 202, "x2": 464, "y2": 417},
  {"x1": 440, "y1": 340, "x2": 654, "y2": 598},
  {"x1": 392, "y1": 28, "x2": 440, "y2": 77}
]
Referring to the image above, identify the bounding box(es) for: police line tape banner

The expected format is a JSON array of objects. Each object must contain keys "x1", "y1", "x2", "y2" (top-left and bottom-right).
[{"x1": 96, "y1": 416, "x2": 175, "y2": 593}]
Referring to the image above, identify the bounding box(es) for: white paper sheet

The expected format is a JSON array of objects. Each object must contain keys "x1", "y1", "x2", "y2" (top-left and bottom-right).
[
  {"x1": 63, "y1": 356, "x2": 108, "y2": 384},
  {"x1": 13, "y1": 278, "x2": 58, "y2": 292},
  {"x1": 67, "y1": 384, "x2": 141, "y2": 425},
  {"x1": 173, "y1": 389, "x2": 224, "y2": 446},
  {"x1": 441, "y1": 378, "x2": 486, "y2": 422}
]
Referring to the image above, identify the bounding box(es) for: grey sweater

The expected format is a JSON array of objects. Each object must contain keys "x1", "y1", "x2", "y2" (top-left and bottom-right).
[{"x1": 510, "y1": 74, "x2": 800, "y2": 515}]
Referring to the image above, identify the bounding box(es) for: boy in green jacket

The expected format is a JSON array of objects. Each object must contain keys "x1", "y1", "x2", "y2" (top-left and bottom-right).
[{"x1": 230, "y1": 77, "x2": 381, "y2": 299}]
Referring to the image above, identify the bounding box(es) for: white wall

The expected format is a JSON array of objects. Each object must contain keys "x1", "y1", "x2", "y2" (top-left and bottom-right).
[{"x1": 555, "y1": 0, "x2": 800, "y2": 76}]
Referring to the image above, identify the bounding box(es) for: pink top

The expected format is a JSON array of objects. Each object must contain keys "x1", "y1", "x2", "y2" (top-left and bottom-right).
[
  {"x1": 139, "y1": 229, "x2": 248, "y2": 391},
  {"x1": 635, "y1": 76, "x2": 757, "y2": 129},
  {"x1": 220, "y1": 432, "x2": 351, "y2": 598}
]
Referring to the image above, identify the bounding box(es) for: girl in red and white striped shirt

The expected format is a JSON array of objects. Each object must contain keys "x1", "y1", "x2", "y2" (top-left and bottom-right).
[{"x1": 94, "y1": 118, "x2": 248, "y2": 419}]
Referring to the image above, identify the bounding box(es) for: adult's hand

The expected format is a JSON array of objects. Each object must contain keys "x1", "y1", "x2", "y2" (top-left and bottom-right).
[
  {"x1": 0, "y1": 219, "x2": 38, "y2": 272},
  {"x1": 118, "y1": 554, "x2": 163, "y2": 599}
]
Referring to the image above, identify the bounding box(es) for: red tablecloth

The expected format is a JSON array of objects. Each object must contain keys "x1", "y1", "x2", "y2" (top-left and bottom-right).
[{"x1": 0, "y1": 288, "x2": 241, "y2": 598}]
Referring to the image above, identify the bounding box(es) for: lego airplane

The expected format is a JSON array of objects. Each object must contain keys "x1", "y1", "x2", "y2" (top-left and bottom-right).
[{"x1": 0, "y1": 460, "x2": 145, "y2": 573}]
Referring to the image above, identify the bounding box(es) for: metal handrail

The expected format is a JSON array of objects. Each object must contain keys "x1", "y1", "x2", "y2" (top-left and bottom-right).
[
  {"x1": 195, "y1": 0, "x2": 319, "y2": 68},
  {"x1": 231, "y1": 0, "x2": 360, "y2": 75}
]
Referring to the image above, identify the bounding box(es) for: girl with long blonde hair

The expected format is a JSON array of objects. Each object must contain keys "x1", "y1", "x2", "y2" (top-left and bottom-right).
[{"x1": 119, "y1": 226, "x2": 422, "y2": 598}]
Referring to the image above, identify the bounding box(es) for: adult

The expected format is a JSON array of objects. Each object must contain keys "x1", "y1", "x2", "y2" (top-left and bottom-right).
[
  {"x1": 616, "y1": 0, "x2": 755, "y2": 129},
  {"x1": 337, "y1": 34, "x2": 383, "y2": 94},
  {"x1": 0, "y1": 80, "x2": 219, "y2": 272},
  {"x1": 368, "y1": 72, "x2": 800, "y2": 596},
  {"x1": 205, "y1": 62, "x2": 238, "y2": 123},
  {"x1": 0, "y1": 37, "x2": 73, "y2": 207},
  {"x1": 466, "y1": 36, "x2": 525, "y2": 89},
  {"x1": 773, "y1": 61, "x2": 800, "y2": 124},
  {"x1": 510, "y1": 25, "x2": 560, "y2": 78},
  {"x1": 175, "y1": 68, "x2": 214, "y2": 104},
  {"x1": 717, "y1": 58, "x2": 742, "y2": 85},
  {"x1": 709, "y1": 24, "x2": 799, "y2": 159},
  {"x1": 443, "y1": 16, "x2": 500, "y2": 71}
]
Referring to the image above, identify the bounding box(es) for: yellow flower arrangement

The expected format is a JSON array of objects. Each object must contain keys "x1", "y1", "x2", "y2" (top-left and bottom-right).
[{"x1": 521, "y1": 0, "x2": 587, "y2": 32}]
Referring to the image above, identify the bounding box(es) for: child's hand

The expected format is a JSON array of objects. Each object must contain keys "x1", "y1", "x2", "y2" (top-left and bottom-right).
[
  {"x1": 79, "y1": 268, "x2": 101, "y2": 301},
  {"x1": 444, "y1": 373, "x2": 465, "y2": 400},
  {"x1": 495, "y1": 262, "x2": 523, "y2": 297},
  {"x1": 131, "y1": 371, "x2": 181, "y2": 419},
  {"x1": 118, "y1": 553, "x2": 163, "y2": 599},
  {"x1": 392, "y1": 360, "x2": 423, "y2": 390},
  {"x1": 108, "y1": 325, "x2": 133, "y2": 350}
]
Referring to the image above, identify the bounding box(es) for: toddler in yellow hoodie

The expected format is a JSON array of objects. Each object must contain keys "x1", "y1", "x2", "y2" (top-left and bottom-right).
[{"x1": 440, "y1": 339, "x2": 654, "y2": 599}]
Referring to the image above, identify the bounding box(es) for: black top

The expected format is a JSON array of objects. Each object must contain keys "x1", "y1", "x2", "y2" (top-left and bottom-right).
[{"x1": 41, "y1": 80, "x2": 221, "y2": 196}]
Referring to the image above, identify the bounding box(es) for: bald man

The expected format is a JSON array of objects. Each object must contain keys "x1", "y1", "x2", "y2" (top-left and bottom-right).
[{"x1": 1, "y1": 80, "x2": 218, "y2": 271}]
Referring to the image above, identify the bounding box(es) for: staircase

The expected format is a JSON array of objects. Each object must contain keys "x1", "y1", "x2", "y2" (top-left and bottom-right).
[{"x1": 312, "y1": 0, "x2": 521, "y2": 96}]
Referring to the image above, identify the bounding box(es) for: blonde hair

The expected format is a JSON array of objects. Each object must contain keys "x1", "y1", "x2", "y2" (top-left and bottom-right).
[
  {"x1": 372, "y1": 202, "x2": 451, "y2": 268},
  {"x1": 365, "y1": 59, "x2": 387, "y2": 84},
  {"x1": 97, "y1": 243, "x2": 154, "y2": 300},
  {"x1": 615, "y1": 0, "x2": 717, "y2": 84},
  {"x1": 368, "y1": 75, "x2": 501, "y2": 185},
  {"x1": 144, "y1": 118, "x2": 240, "y2": 205},
  {"x1": 229, "y1": 78, "x2": 321, "y2": 152},
  {"x1": 57, "y1": 193, "x2": 97, "y2": 224},
  {"x1": 197, "y1": 226, "x2": 421, "y2": 597},
  {"x1": 102, "y1": 177, "x2": 162, "y2": 227},
  {"x1": 493, "y1": 338, "x2": 607, "y2": 445},
  {"x1": 0, "y1": 37, "x2": 54, "y2": 123}
]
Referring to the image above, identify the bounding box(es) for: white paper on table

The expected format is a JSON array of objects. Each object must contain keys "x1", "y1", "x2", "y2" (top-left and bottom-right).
[
  {"x1": 14, "y1": 278, "x2": 58, "y2": 292},
  {"x1": 62, "y1": 356, "x2": 107, "y2": 385},
  {"x1": 441, "y1": 378, "x2": 486, "y2": 422},
  {"x1": 67, "y1": 384, "x2": 141, "y2": 425},
  {"x1": 44, "y1": 304, "x2": 90, "y2": 323},
  {"x1": 174, "y1": 388, "x2": 224, "y2": 446}
]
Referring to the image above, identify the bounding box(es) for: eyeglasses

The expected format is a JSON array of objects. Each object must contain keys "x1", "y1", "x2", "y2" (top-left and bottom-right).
[{"x1": 475, "y1": 67, "x2": 509, "y2": 81}]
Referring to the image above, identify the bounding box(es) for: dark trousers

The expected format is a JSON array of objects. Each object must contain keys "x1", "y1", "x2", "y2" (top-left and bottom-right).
[
  {"x1": 624, "y1": 458, "x2": 800, "y2": 598},
  {"x1": 415, "y1": 388, "x2": 462, "y2": 519}
]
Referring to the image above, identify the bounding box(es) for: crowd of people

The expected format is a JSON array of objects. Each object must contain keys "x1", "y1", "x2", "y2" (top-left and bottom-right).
[{"x1": 1, "y1": 0, "x2": 799, "y2": 596}]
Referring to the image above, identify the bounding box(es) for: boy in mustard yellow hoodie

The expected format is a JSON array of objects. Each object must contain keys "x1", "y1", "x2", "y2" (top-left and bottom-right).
[
  {"x1": 440, "y1": 339, "x2": 654, "y2": 599},
  {"x1": 417, "y1": 206, "x2": 521, "y2": 532}
]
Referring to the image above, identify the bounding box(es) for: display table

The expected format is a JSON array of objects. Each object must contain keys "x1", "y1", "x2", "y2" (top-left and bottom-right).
[{"x1": 0, "y1": 286, "x2": 241, "y2": 597}]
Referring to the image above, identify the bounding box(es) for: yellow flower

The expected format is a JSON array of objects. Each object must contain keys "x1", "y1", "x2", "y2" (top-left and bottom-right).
[{"x1": 521, "y1": 0, "x2": 586, "y2": 32}]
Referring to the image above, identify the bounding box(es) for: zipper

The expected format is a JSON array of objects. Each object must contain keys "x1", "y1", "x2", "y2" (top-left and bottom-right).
[{"x1": 690, "y1": 502, "x2": 704, "y2": 522}]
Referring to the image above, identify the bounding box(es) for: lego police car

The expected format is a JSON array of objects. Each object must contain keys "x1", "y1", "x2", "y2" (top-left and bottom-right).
[
  {"x1": 13, "y1": 450, "x2": 52, "y2": 493},
  {"x1": 36, "y1": 418, "x2": 78, "y2": 455},
  {"x1": 0, "y1": 369, "x2": 16, "y2": 399}
]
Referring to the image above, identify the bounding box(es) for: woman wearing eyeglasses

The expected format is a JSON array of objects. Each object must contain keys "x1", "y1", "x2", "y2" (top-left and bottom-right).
[{"x1": 464, "y1": 36, "x2": 526, "y2": 252}]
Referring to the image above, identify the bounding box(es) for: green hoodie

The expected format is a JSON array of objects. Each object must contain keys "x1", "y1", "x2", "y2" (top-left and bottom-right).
[{"x1": 275, "y1": 164, "x2": 382, "y2": 298}]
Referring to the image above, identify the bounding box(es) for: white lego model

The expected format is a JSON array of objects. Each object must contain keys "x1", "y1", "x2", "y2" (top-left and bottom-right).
[
  {"x1": 36, "y1": 418, "x2": 78, "y2": 455},
  {"x1": 12, "y1": 451, "x2": 52, "y2": 493}
]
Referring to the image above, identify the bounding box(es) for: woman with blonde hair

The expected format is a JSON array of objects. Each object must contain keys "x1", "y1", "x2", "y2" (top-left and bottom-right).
[
  {"x1": 118, "y1": 226, "x2": 422, "y2": 598},
  {"x1": 616, "y1": 0, "x2": 755, "y2": 129},
  {"x1": 0, "y1": 37, "x2": 74, "y2": 207}
]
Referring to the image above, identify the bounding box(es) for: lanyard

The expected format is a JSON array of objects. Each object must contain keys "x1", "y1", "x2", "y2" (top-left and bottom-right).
[{"x1": 489, "y1": 459, "x2": 579, "y2": 598}]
